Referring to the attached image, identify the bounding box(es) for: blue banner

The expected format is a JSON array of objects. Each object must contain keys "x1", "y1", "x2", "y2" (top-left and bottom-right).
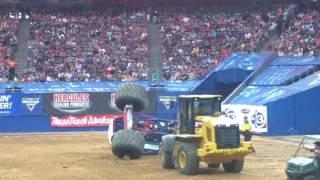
[
  {"x1": 0, "y1": 93, "x2": 20, "y2": 116},
  {"x1": 0, "y1": 81, "x2": 199, "y2": 93}
]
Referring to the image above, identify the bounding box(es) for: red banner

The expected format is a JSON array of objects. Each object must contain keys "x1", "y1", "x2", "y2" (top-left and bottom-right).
[{"x1": 50, "y1": 114, "x2": 122, "y2": 127}]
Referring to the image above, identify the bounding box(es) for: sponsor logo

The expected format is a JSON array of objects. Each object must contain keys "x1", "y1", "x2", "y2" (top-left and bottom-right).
[
  {"x1": 0, "y1": 95, "x2": 13, "y2": 114},
  {"x1": 251, "y1": 111, "x2": 266, "y2": 129},
  {"x1": 51, "y1": 114, "x2": 120, "y2": 127},
  {"x1": 0, "y1": 95, "x2": 12, "y2": 110},
  {"x1": 159, "y1": 96, "x2": 176, "y2": 110},
  {"x1": 222, "y1": 104, "x2": 268, "y2": 133},
  {"x1": 241, "y1": 108, "x2": 250, "y2": 114},
  {"x1": 22, "y1": 97, "x2": 40, "y2": 111},
  {"x1": 52, "y1": 93, "x2": 91, "y2": 113},
  {"x1": 224, "y1": 108, "x2": 236, "y2": 120}
]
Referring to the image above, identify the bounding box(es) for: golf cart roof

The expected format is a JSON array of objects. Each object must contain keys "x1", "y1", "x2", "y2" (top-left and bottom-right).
[
  {"x1": 303, "y1": 135, "x2": 320, "y2": 150},
  {"x1": 179, "y1": 95, "x2": 222, "y2": 99},
  {"x1": 305, "y1": 135, "x2": 320, "y2": 140}
]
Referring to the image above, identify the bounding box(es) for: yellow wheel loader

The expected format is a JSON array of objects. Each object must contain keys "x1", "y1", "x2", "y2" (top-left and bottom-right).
[{"x1": 161, "y1": 95, "x2": 253, "y2": 175}]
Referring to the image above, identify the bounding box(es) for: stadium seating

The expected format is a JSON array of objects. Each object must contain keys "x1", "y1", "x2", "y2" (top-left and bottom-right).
[
  {"x1": 22, "y1": 10, "x2": 149, "y2": 82},
  {"x1": 272, "y1": 10, "x2": 320, "y2": 57},
  {"x1": 159, "y1": 8, "x2": 282, "y2": 80},
  {"x1": 1, "y1": 5, "x2": 318, "y2": 82},
  {"x1": 0, "y1": 15, "x2": 18, "y2": 82}
]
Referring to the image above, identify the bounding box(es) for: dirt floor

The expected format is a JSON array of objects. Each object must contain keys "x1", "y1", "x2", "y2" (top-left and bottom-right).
[{"x1": 0, "y1": 132, "x2": 308, "y2": 180}]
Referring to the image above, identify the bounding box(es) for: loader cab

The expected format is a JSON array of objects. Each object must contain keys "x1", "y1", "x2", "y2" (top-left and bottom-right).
[{"x1": 178, "y1": 95, "x2": 222, "y2": 134}]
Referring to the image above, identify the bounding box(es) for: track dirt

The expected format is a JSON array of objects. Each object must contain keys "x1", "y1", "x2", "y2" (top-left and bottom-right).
[{"x1": 0, "y1": 133, "x2": 306, "y2": 180}]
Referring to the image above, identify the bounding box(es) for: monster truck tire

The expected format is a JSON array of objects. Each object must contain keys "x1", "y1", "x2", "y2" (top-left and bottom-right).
[
  {"x1": 111, "y1": 129, "x2": 145, "y2": 159},
  {"x1": 115, "y1": 83, "x2": 148, "y2": 112}
]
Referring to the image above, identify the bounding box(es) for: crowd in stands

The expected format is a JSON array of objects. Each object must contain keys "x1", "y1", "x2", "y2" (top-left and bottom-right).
[
  {"x1": 0, "y1": 15, "x2": 18, "y2": 82},
  {"x1": 272, "y1": 10, "x2": 320, "y2": 57},
  {"x1": 21, "y1": 10, "x2": 149, "y2": 82},
  {"x1": 159, "y1": 8, "x2": 282, "y2": 80},
  {"x1": 0, "y1": 6, "x2": 320, "y2": 82}
]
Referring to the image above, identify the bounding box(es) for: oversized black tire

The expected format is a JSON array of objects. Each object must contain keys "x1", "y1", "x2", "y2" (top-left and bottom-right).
[
  {"x1": 303, "y1": 175, "x2": 318, "y2": 180},
  {"x1": 111, "y1": 129, "x2": 145, "y2": 159},
  {"x1": 161, "y1": 135, "x2": 176, "y2": 152},
  {"x1": 223, "y1": 159, "x2": 244, "y2": 173},
  {"x1": 115, "y1": 83, "x2": 148, "y2": 112},
  {"x1": 162, "y1": 151, "x2": 174, "y2": 169},
  {"x1": 208, "y1": 164, "x2": 220, "y2": 169},
  {"x1": 161, "y1": 135, "x2": 176, "y2": 169},
  {"x1": 176, "y1": 143, "x2": 199, "y2": 175}
]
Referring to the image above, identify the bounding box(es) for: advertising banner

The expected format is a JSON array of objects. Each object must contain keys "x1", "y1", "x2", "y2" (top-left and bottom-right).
[
  {"x1": 19, "y1": 93, "x2": 43, "y2": 115},
  {"x1": 44, "y1": 92, "x2": 116, "y2": 116},
  {"x1": 51, "y1": 114, "x2": 123, "y2": 128},
  {"x1": 221, "y1": 104, "x2": 268, "y2": 133},
  {"x1": 0, "y1": 93, "x2": 20, "y2": 116}
]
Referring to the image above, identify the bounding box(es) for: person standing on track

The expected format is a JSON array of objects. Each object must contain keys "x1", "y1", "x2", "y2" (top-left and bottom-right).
[
  {"x1": 241, "y1": 117, "x2": 252, "y2": 142},
  {"x1": 240, "y1": 117, "x2": 255, "y2": 152}
]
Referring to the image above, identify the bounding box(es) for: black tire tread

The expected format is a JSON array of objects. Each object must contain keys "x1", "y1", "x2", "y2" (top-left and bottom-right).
[
  {"x1": 223, "y1": 159, "x2": 244, "y2": 173},
  {"x1": 115, "y1": 83, "x2": 148, "y2": 112},
  {"x1": 162, "y1": 151, "x2": 175, "y2": 169},
  {"x1": 177, "y1": 143, "x2": 199, "y2": 175},
  {"x1": 161, "y1": 135, "x2": 176, "y2": 152},
  {"x1": 111, "y1": 129, "x2": 145, "y2": 159},
  {"x1": 161, "y1": 135, "x2": 176, "y2": 169}
]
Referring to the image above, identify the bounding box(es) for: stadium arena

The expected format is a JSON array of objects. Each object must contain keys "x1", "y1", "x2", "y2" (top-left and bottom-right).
[{"x1": 0, "y1": 0, "x2": 320, "y2": 179}]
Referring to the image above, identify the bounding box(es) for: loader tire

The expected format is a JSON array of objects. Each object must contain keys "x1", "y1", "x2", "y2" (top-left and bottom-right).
[
  {"x1": 161, "y1": 135, "x2": 176, "y2": 169},
  {"x1": 115, "y1": 83, "x2": 148, "y2": 112},
  {"x1": 161, "y1": 135, "x2": 176, "y2": 152},
  {"x1": 162, "y1": 151, "x2": 175, "y2": 169},
  {"x1": 223, "y1": 159, "x2": 244, "y2": 173},
  {"x1": 111, "y1": 129, "x2": 145, "y2": 159},
  {"x1": 177, "y1": 143, "x2": 199, "y2": 175}
]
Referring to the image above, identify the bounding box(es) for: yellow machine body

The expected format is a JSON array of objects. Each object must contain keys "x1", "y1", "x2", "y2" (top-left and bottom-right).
[
  {"x1": 162, "y1": 94, "x2": 253, "y2": 175},
  {"x1": 172, "y1": 115, "x2": 253, "y2": 165}
]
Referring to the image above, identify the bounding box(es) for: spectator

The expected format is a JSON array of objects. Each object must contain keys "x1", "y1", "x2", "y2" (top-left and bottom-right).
[
  {"x1": 159, "y1": 8, "x2": 281, "y2": 80},
  {"x1": 273, "y1": 10, "x2": 320, "y2": 56},
  {"x1": 23, "y1": 9, "x2": 149, "y2": 82},
  {"x1": 7, "y1": 58, "x2": 16, "y2": 81},
  {"x1": 0, "y1": 14, "x2": 18, "y2": 82}
]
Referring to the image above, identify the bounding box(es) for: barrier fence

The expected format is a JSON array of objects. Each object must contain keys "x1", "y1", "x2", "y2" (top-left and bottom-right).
[{"x1": 0, "y1": 88, "x2": 185, "y2": 132}]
